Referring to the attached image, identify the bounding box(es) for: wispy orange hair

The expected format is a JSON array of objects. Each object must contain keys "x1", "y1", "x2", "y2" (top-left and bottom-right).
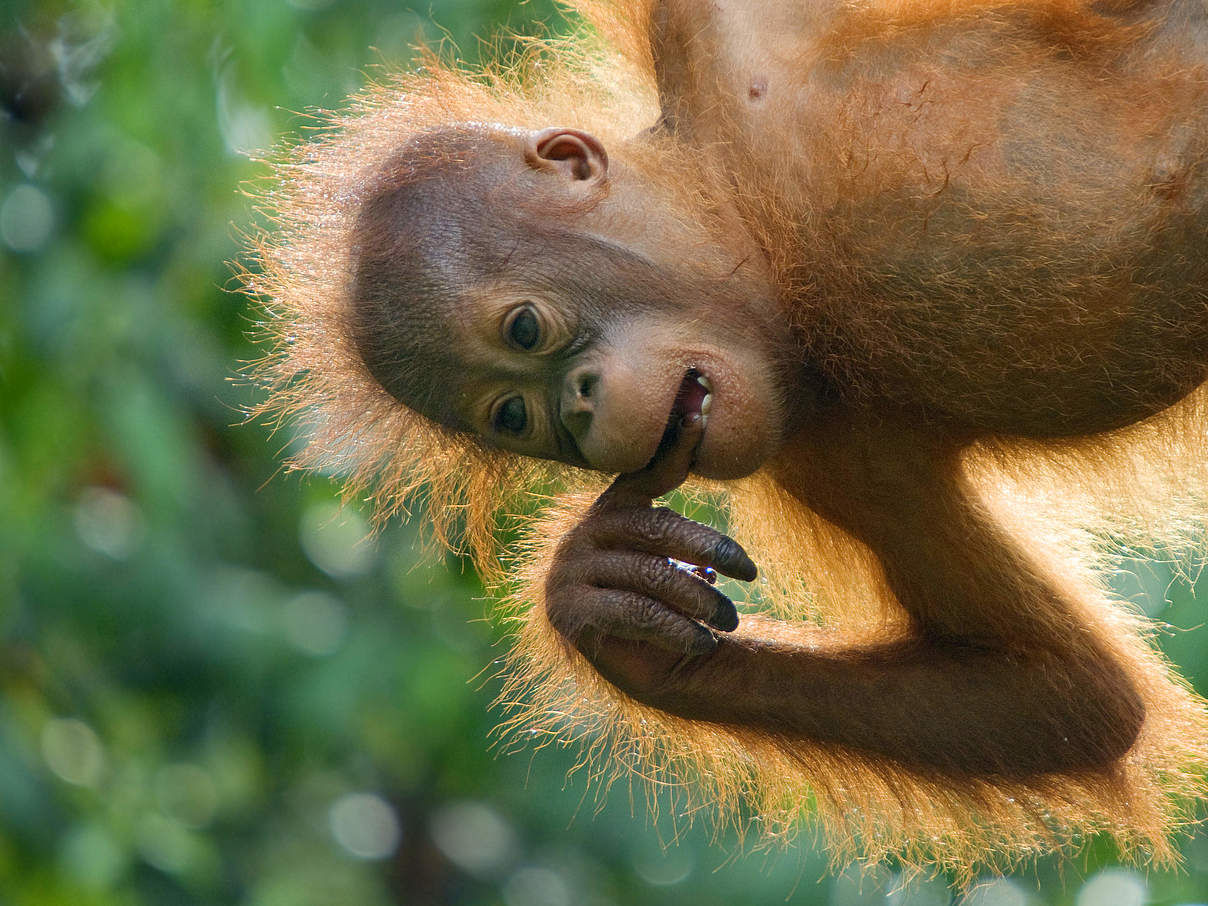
[{"x1": 241, "y1": 0, "x2": 1208, "y2": 881}]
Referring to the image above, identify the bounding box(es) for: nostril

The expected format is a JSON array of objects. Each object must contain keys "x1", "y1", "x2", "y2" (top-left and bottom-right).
[{"x1": 562, "y1": 370, "x2": 598, "y2": 436}]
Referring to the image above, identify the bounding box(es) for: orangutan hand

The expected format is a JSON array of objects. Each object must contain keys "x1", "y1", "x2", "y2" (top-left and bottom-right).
[{"x1": 544, "y1": 414, "x2": 758, "y2": 658}]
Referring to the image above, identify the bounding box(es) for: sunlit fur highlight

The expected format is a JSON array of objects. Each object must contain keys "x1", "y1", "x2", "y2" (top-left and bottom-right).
[{"x1": 244, "y1": 0, "x2": 1208, "y2": 879}]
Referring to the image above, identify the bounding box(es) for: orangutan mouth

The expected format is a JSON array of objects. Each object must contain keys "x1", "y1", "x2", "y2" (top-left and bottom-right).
[
  {"x1": 653, "y1": 368, "x2": 714, "y2": 458},
  {"x1": 675, "y1": 368, "x2": 713, "y2": 421}
]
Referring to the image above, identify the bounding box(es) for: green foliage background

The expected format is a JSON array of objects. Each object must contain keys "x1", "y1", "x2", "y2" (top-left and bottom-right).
[{"x1": 0, "y1": 1, "x2": 1205, "y2": 904}]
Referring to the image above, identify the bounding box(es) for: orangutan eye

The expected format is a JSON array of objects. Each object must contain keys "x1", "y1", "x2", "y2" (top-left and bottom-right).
[
  {"x1": 506, "y1": 305, "x2": 541, "y2": 351},
  {"x1": 493, "y1": 396, "x2": 528, "y2": 435}
]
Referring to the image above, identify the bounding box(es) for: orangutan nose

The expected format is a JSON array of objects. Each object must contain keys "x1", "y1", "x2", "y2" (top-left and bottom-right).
[{"x1": 560, "y1": 366, "x2": 600, "y2": 438}]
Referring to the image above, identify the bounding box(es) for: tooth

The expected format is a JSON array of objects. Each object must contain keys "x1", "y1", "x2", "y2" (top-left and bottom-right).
[
  {"x1": 698, "y1": 374, "x2": 713, "y2": 393},
  {"x1": 701, "y1": 393, "x2": 712, "y2": 416}
]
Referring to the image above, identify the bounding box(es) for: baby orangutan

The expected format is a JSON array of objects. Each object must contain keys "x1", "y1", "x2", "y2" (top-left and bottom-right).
[{"x1": 249, "y1": 0, "x2": 1208, "y2": 877}]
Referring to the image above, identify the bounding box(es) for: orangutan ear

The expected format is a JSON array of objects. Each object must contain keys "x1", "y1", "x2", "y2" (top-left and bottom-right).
[{"x1": 526, "y1": 127, "x2": 609, "y2": 184}]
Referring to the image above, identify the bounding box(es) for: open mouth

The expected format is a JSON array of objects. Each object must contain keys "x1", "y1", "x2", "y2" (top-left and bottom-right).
[
  {"x1": 652, "y1": 369, "x2": 713, "y2": 457},
  {"x1": 674, "y1": 368, "x2": 713, "y2": 421}
]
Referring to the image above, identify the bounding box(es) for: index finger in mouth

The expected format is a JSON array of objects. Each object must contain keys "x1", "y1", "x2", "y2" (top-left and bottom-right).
[{"x1": 602, "y1": 411, "x2": 705, "y2": 506}]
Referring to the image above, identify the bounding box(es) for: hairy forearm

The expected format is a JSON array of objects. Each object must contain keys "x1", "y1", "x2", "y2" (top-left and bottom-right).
[{"x1": 586, "y1": 624, "x2": 1145, "y2": 778}]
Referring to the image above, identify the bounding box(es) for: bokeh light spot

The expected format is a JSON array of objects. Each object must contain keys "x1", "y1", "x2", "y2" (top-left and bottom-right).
[
  {"x1": 503, "y1": 866, "x2": 571, "y2": 906},
  {"x1": 207, "y1": 566, "x2": 280, "y2": 633},
  {"x1": 59, "y1": 823, "x2": 128, "y2": 889},
  {"x1": 135, "y1": 813, "x2": 199, "y2": 874},
  {"x1": 1076, "y1": 869, "x2": 1147, "y2": 906},
  {"x1": 1, "y1": 183, "x2": 54, "y2": 252},
  {"x1": 888, "y1": 873, "x2": 950, "y2": 906},
  {"x1": 299, "y1": 502, "x2": 377, "y2": 578},
  {"x1": 830, "y1": 863, "x2": 893, "y2": 905},
  {"x1": 216, "y1": 65, "x2": 273, "y2": 155},
  {"x1": 282, "y1": 590, "x2": 348, "y2": 655},
  {"x1": 429, "y1": 800, "x2": 518, "y2": 877},
  {"x1": 631, "y1": 844, "x2": 693, "y2": 886},
  {"x1": 41, "y1": 717, "x2": 105, "y2": 788},
  {"x1": 963, "y1": 877, "x2": 1031, "y2": 906},
  {"x1": 329, "y1": 792, "x2": 401, "y2": 860},
  {"x1": 74, "y1": 486, "x2": 143, "y2": 559}
]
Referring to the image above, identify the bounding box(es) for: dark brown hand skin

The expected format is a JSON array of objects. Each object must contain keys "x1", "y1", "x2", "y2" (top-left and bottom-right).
[
  {"x1": 547, "y1": 410, "x2": 1145, "y2": 780},
  {"x1": 545, "y1": 413, "x2": 759, "y2": 694}
]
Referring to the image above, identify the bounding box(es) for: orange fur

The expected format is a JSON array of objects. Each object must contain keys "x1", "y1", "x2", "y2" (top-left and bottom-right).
[{"x1": 242, "y1": 0, "x2": 1208, "y2": 878}]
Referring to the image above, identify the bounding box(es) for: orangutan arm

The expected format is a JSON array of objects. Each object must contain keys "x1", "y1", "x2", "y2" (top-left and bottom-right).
[
  {"x1": 545, "y1": 415, "x2": 1146, "y2": 778},
  {"x1": 590, "y1": 630, "x2": 1143, "y2": 777}
]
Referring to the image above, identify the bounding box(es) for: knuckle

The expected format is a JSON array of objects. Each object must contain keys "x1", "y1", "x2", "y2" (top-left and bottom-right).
[
  {"x1": 565, "y1": 517, "x2": 601, "y2": 548},
  {"x1": 620, "y1": 507, "x2": 656, "y2": 541},
  {"x1": 634, "y1": 595, "x2": 663, "y2": 623},
  {"x1": 544, "y1": 589, "x2": 584, "y2": 640},
  {"x1": 545, "y1": 597, "x2": 572, "y2": 628},
  {"x1": 638, "y1": 556, "x2": 674, "y2": 590},
  {"x1": 647, "y1": 601, "x2": 688, "y2": 637},
  {"x1": 649, "y1": 505, "x2": 682, "y2": 529},
  {"x1": 642, "y1": 507, "x2": 686, "y2": 545},
  {"x1": 625, "y1": 591, "x2": 677, "y2": 634},
  {"x1": 552, "y1": 533, "x2": 586, "y2": 565},
  {"x1": 543, "y1": 577, "x2": 578, "y2": 611},
  {"x1": 546, "y1": 552, "x2": 581, "y2": 587},
  {"x1": 544, "y1": 567, "x2": 568, "y2": 595}
]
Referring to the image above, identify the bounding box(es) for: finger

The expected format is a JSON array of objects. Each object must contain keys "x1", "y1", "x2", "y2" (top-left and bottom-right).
[
  {"x1": 585, "y1": 506, "x2": 758, "y2": 582},
  {"x1": 603, "y1": 412, "x2": 705, "y2": 506},
  {"x1": 550, "y1": 586, "x2": 717, "y2": 656},
  {"x1": 565, "y1": 551, "x2": 739, "y2": 631}
]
